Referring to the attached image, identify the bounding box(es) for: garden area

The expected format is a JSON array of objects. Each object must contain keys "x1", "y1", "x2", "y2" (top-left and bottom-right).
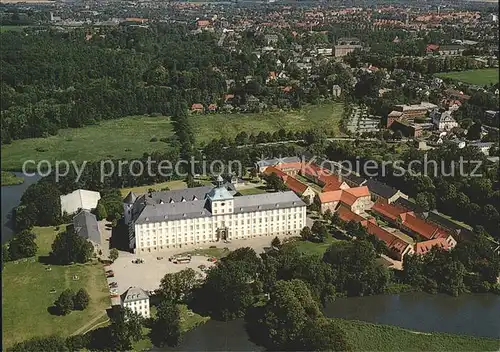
[{"x1": 2, "y1": 226, "x2": 110, "y2": 349}]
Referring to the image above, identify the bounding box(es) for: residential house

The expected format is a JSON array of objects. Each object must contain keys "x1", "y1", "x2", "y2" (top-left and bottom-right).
[
  {"x1": 197, "y1": 20, "x2": 210, "y2": 29},
  {"x1": 332, "y1": 85, "x2": 342, "y2": 98},
  {"x1": 468, "y1": 141, "x2": 495, "y2": 155},
  {"x1": 264, "y1": 34, "x2": 279, "y2": 45},
  {"x1": 255, "y1": 156, "x2": 302, "y2": 174},
  {"x1": 317, "y1": 48, "x2": 333, "y2": 56},
  {"x1": 284, "y1": 177, "x2": 316, "y2": 204},
  {"x1": 390, "y1": 120, "x2": 423, "y2": 138},
  {"x1": 208, "y1": 104, "x2": 218, "y2": 112},
  {"x1": 319, "y1": 186, "x2": 372, "y2": 214},
  {"x1": 263, "y1": 166, "x2": 315, "y2": 204},
  {"x1": 366, "y1": 222, "x2": 414, "y2": 261},
  {"x1": 431, "y1": 109, "x2": 458, "y2": 131},
  {"x1": 334, "y1": 44, "x2": 362, "y2": 57},
  {"x1": 414, "y1": 237, "x2": 456, "y2": 255},
  {"x1": 366, "y1": 179, "x2": 407, "y2": 204},
  {"x1": 72, "y1": 210, "x2": 102, "y2": 248},
  {"x1": 262, "y1": 166, "x2": 289, "y2": 180},
  {"x1": 336, "y1": 205, "x2": 374, "y2": 226},
  {"x1": 423, "y1": 211, "x2": 475, "y2": 241},
  {"x1": 335, "y1": 37, "x2": 362, "y2": 57},
  {"x1": 60, "y1": 189, "x2": 101, "y2": 216},
  {"x1": 439, "y1": 45, "x2": 466, "y2": 56},
  {"x1": 191, "y1": 103, "x2": 204, "y2": 113},
  {"x1": 371, "y1": 201, "x2": 457, "y2": 248},
  {"x1": 121, "y1": 286, "x2": 150, "y2": 318}
]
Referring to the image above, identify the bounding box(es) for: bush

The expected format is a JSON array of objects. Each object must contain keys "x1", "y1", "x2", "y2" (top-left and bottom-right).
[
  {"x1": 55, "y1": 289, "x2": 75, "y2": 315},
  {"x1": 35, "y1": 147, "x2": 47, "y2": 152},
  {"x1": 150, "y1": 137, "x2": 158, "y2": 142},
  {"x1": 73, "y1": 288, "x2": 90, "y2": 310},
  {"x1": 66, "y1": 334, "x2": 90, "y2": 351}
]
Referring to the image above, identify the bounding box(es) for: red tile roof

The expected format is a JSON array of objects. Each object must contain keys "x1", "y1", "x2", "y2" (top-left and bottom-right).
[
  {"x1": 319, "y1": 190, "x2": 343, "y2": 203},
  {"x1": 367, "y1": 222, "x2": 412, "y2": 256},
  {"x1": 322, "y1": 182, "x2": 343, "y2": 192},
  {"x1": 191, "y1": 103, "x2": 204, "y2": 110},
  {"x1": 276, "y1": 162, "x2": 303, "y2": 171},
  {"x1": 344, "y1": 186, "x2": 370, "y2": 198},
  {"x1": 426, "y1": 44, "x2": 440, "y2": 51},
  {"x1": 414, "y1": 238, "x2": 453, "y2": 255},
  {"x1": 399, "y1": 213, "x2": 438, "y2": 240},
  {"x1": 285, "y1": 176, "x2": 310, "y2": 195},
  {"x1": 337, "y1": 206, "x2": 369, "y2": 226},
  {"x1": 371, "y1": 201, "x2": 407, "y2": 221},
  {"x1": 263, "y1": 166, "x2": 288, "y2": 180}
]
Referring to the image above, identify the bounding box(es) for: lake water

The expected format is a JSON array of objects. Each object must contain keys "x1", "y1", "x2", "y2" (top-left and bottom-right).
[
  {"x1": 1, "y1": 172, "x2": 42, "y2": 243},
  {"x1": 156, "y1": 293, "x2": 500, "y2": 351}
]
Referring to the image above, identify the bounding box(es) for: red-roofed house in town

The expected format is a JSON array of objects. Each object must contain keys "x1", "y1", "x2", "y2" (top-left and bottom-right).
[
  {"x1": 319, "y1": 186, "x2": 372, "y2": 214},
  {"x1": 284, "y1": 177, "x2": 316, "y2": 204},
  {"x1": 367, "y1": 222, "x2": 415, "y2": 260},
  {"x1": 263, "y1": 166, "x2": 315, "y2": 204},
  {"x1": 414, "y1": 237, "x2": 456, "y2": 255},
  {"x1": 191, "y1": 103, "x2": 204, "y2": 113}
]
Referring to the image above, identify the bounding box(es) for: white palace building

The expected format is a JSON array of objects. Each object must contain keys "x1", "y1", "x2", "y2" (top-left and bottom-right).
[{"x1": 123, "y1": 176, "x2": 307, "y2": 253}]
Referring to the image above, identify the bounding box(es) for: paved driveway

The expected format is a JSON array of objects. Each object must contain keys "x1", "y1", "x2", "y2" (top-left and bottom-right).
[{"x1": 106, "y1": 236, "x2": 279, "y2": 299}]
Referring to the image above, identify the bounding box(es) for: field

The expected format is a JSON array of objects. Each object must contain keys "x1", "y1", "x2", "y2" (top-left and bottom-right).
[
  {"x1": 285, "y1": 236, "x2": 340, "y2": 256},
  {"x1": 435, "y1": 68, "x2": 499, "y2": 86},
  {"x1": 2, "y1": 226, "x2": 110, "y2": 349},
  {"x1": 1, "y1": 170, "x2": 24, "y2": 186},
  {"x1": 193, "y1": 103, "x2": 344, "y2": 143},
  {"x1": 0, "y1": 25, "x2": 30, "y2": 32},
  {"x1": 1, "y1": 103, "x2": 344, "y2": 171},
  {"x1": 1, "y1": 116, "x2": 175, "y2": 171},
  {"x1": 339, "y1": 319, "x2": 500, "y2": 351},
  {"x1": 120, "y1": 180, "x2": 187, "y2": 197}
]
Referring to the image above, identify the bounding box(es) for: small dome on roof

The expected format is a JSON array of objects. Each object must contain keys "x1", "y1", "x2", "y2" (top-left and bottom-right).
[{"x1": 216, "y1": 174, "x2": 224, "y2": 182}]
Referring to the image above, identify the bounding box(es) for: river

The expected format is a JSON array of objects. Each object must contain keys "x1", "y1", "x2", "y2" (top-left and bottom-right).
[
  {"x1": 1, "y1": 172, "x2": 42, "y2": 243},
  {"x1": 154, "y1": 293, "x2": 500, "y2": 351}
]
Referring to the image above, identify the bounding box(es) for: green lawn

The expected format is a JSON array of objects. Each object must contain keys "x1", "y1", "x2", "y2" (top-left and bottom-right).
[
  {"x1": 2, "y1": 226, "x2": 110, "y2": 349},
  {"x1": 435, "y1": 68, "x2": 499, "y2": 86},
  {"x1": 1, "y1": 103, "x2": 344, "y2": 171},
  {"x1": 120, "y1": 180, "x2": 187, "y2": 197},
  {"x1": 339, "y1": 319, "x2": 500, "y2": 351},
  {"x1": 193, "y1": 102, "x2": 345, "y2": 143},
  {"x1": 237, "y1": 186, "x2": 268, "y2": 196},
  {"x1": 1, "y1": 116, "x2": 175, "y2": 171},
  {"x1": 1, "y1": 170, "x2": 24, "y2": 186},
  {"x1": 285, "y1": 236, "x2": 341, "y2": 256},
  {"x1": 0, "y1": 25, "x2": 30, "y2": 32}
]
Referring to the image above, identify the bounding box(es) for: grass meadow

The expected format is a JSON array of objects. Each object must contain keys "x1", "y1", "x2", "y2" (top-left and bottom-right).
[
  {"x1": 1, "y1": 103, "x2": 344, "y2": 171},
  {"x1": 2, "y1": 226, "x2": 110, "y2": 349},
  {"x1": 435, "y1": 68, "x2": 499, "y2": 86},
  {"x1": 339, "y1": 319, "x2": 500, "y2": 351}
]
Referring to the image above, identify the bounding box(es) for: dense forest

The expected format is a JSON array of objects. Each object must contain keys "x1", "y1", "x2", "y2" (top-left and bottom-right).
[{"x1": 0, "y1": 25, "x2": 228, "y2": 142}]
